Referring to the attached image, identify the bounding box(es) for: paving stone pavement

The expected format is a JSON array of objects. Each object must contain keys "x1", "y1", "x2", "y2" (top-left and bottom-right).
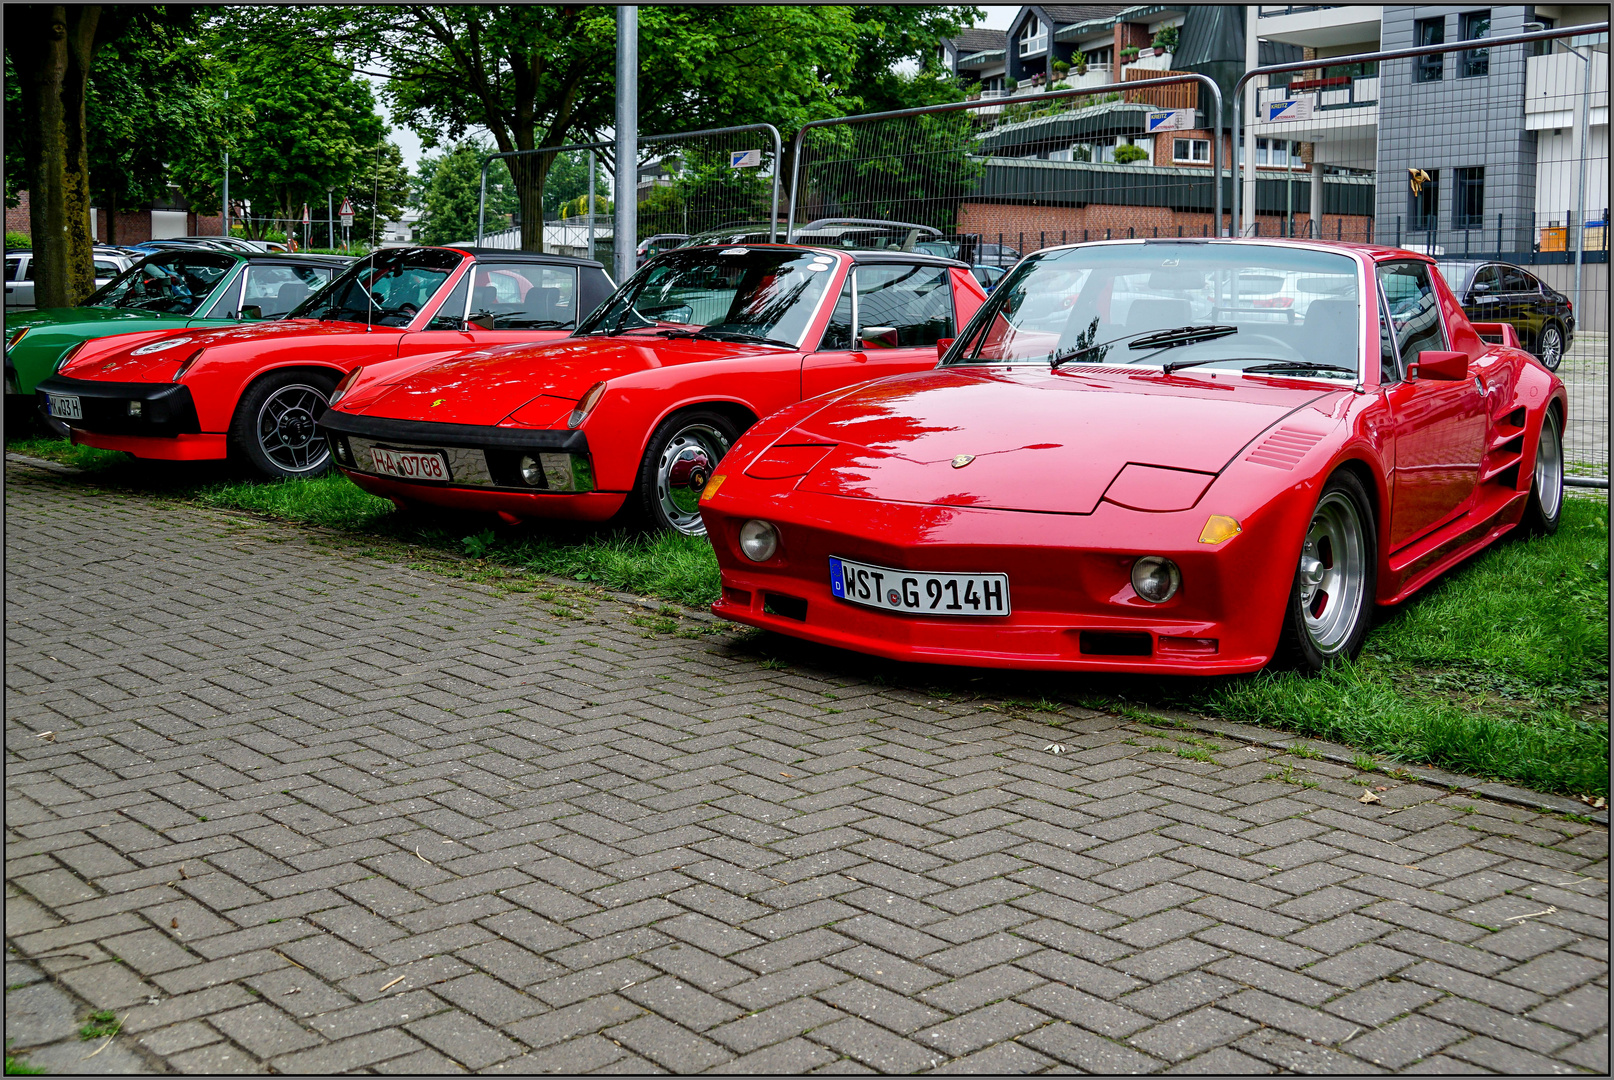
[{"x1": 5, "y1": 465, "x2": 1608, "y2": 1075}]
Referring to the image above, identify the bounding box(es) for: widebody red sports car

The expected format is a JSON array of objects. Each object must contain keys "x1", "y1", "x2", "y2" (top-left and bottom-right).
[
  {"x1": 318, "y1": 245, "x2": 988, "y2": 532},
  {"x1": 35, "y1": 247, "x2": 613, "y2": 478},
  {"x1": 699, "y1": 239, "x2": 1567, "y2": 674}
]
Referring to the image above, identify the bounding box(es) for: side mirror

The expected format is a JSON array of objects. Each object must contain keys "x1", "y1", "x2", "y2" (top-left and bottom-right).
[
  {"x1": 859, "y1": 326, "x2": 897, "y2": 349},
  {"x1": 463, "y1": 313, "x2": 496, "y2": 331},
  {"x1": 1470, "y1": 281, "x2": 1491, "y2": 293},
  {"x1": 935, "y1": 337, "x2": 955, "y2": 357},
  {"x1": 240, "y1": 305, "x2": 263, "y2": 320},
  {"x1": 1411, "y1": 350, "x2": 1468, "y2": 380}
]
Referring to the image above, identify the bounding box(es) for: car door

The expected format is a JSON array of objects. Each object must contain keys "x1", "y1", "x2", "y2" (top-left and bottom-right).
[
  {"x1": 801, "y1": 262, "x2": 956, "y2": 400},
  {"x1": 7, "y1": 254, "x2": 34, "y2": 307},
  {"x1": 1379, "y1": 260, "x2": 1485, "y2": 549},
  {"x1": 1497, "y1": 265, "x2": 1539, "y2": 346},
  {"x1": 397, "y1": 261, "x2": 580, "y2": 357},
  {"x1": 1464, "y1": 264, "x2": 1501, "y2": 321}
]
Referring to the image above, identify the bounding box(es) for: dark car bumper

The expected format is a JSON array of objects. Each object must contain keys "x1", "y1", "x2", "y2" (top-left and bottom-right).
[{"x1": 34, "y1": 375, "x2": 201, "y2": 437}]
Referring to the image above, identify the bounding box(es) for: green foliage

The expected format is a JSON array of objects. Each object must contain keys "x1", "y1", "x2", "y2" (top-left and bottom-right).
[
  {"x1": 79, "y1": 1010, "x2": 120, "y2": 1040},
  {"x1": 416, "y1": 143, "x2": 514, "y2": 246},
  {"x1": 5, "y1": 1039, "x2": 47, "y2": 1076},
  {"x1": 5, "y1": 231, "x2": 27, "y2": 249},
  {"x1": 1051, "y1": 60, "x2": 1070, "y2": 77},
  {"x1": 559, "y1": 193, "x2": 611, "y2": 220},
  {"x1": 1004, "y1": 75, "x2": 1019, "y2": 91},
  {"x1": 1152, "y1": 25, "x2": 1180, "y2": 53},
  {"x1": 543, "y1": 152, "x2": 610, "y2": 217},
  {"x1": 1113, "y1": 144, "x2": 1149, "y2": 164}
]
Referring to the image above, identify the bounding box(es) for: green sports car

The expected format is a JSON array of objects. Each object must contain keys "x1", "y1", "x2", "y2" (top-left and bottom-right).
[{"x1": 4, "y1": 249, "x2": 347, "y2": 402}]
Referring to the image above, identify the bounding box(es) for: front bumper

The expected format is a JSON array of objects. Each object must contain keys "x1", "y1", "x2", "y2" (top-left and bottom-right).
[
  {"x1": 318, "y1": 407, "x2": 611, "y2": 518},
  {"x1": 35, "y1": 375, "x2": 201, "y2": 437}
]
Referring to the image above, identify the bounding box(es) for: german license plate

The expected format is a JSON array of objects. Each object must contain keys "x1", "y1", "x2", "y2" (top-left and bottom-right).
[
  {"x1": 829, "y1": 556, "x2": 1010, "y2": 617},
  {"x1": 46, "y1": 393, "x2": 82, "y2": 420},
  {"x1": 369, "y1": 446, "x2": 450, "y2": 481}
]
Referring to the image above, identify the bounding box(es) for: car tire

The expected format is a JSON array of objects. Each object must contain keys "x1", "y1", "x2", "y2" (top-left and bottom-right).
[
  {"x1": 1277, "y1": 470, "x2": 1377, "y2": 673},
  {"x1": 631, "y1": 408, "x2": 742, "y2": 535},
  {"x1": 1535, "y1": 323, "x2": 1564, "y2": 371},
  {"x1": 1521, "y1": 406, "x2": 1563, "y2": 536},
  {"x1": 228, "y1": 369, "x2": 338, "y2": 480}
]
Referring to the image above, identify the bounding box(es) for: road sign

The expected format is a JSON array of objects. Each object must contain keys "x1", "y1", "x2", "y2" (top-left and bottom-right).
[
  {"x1": 1265, "y1": 97, "x2": 1315, "y2": 122},
  {"x1": 339, "y1": 198, "x2": 354, "y2": 228},
  {"x1": 729, "y1": 149, "x2": 762, "y2": 169},
  {"x1": 302, "y1": 204, "x2": 311, "y2": 224},
  {"x1": 1146, "y1": 109, "x2": 1194, "y2": 133}
]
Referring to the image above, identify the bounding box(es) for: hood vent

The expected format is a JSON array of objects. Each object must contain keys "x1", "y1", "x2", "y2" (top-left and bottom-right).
[{"x1": 1245, "y1": 426, "x2": 1325, "y2": 470}]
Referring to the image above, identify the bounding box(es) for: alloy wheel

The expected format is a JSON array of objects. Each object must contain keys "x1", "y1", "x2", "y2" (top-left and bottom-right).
[
  {"x1": 1538, "y1": 326, "x2": 1563, "y2": 371},
  {"x1": 256, "y1": 383, "x2": 330, "y2": 474},
  {"x1": 655, "y1": 422, "x2": 728, "y2": 535},
  {"x1": 1534, "y1": 410, "x2": 1563, "y2": 524},
  {"x1": 1298, "y1": 491, "x2": 1367, "y2": 654}
]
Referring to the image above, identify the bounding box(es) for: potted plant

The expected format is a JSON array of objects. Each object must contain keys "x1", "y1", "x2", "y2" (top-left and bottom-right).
[
  {"x1": 1121, "y1": 44, "x2": 1141, "y2": 62},
  {"x1": 1004, "y1": 75, "x2": 1019, "y2": 92},
  {"x1": 1074, "y1": 49, "x2": 1088, "y2": 76},
  {"x1": 1152, "y1": 25, "x2": 1179, "y2": 54},
  {"x1": 1051, "y1": 59, "x2": 1070, "y2": 78},
  {"x1": 1113, "y1": 144, "x2": 1148, "y2": 164}
]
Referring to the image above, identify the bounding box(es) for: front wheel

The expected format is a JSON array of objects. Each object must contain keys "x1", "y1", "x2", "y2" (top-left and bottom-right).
[
  {"x1": 1521, "y1": 407, "x2": 1563, "y2": 535},
  {"x1": 1277, "y1": 471, "x2": 1377, "y2": 672},
  {"x1": 632, "y1": 409, "x2": 741, "y2": 535},
  {"x1": 1535, "y1": 323, "x2": 1564, "y2": 371},
  {"x1": 229, "y1": 370, "x2": 337, "y2": 479}
]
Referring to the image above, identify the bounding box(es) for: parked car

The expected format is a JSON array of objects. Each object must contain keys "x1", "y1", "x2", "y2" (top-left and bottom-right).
[
  {"x1": 317, "y1": 243, "x2": 989, "y2": 534},
  {"x1": 975, "y1": 242, "x2": 1022, "y2": 268},
  {"x1": 37, "y1": 246, "x2": 613, "y2": 478},
  {"x1": 6, "y1": 250, "x2": 347, "y2": 416},
  {"x1": 5, "y1": 248, "x2": 136, "y2": 308},
  {"x1": 1436, "y1": 260, "x2": 1574, "y2": 371},
  {"x1": 793, "y1": 219, "x2": 943, "y2": 253},
  {"x1": 636, "y1": 234, "x2": 690, "y2": 265},
  {"x1": 699, "y1": 239, "x2": 1566, "y2": 675},
  {"x1": 969, "y1": 265, "x2": 1007, "y2": 293}
]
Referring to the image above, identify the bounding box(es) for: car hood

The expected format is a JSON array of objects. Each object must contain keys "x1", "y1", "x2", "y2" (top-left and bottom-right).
[
  {"x1": 350, "y1": 334, "x2": 763, "y2": 426},
  {"x1": 7, "y1": 306, "x2": 194, "y2": 331},
  {"x1": 787, "y1": 366, "x2": 1345, "y2": 515}
]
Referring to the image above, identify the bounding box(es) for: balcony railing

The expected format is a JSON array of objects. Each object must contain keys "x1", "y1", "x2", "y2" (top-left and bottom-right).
[
  {"x1": 1257, "y1": 75, "x2": 1378, "y2": 112},
  {"x1": 1259, "y1": 5, "x2": 1341, "y2": 16}
]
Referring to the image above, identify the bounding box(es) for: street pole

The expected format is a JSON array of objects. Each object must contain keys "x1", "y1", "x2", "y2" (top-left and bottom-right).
[
  {"x1": 1569, "y1": 40, "x2": 1591, "y2": 325},
  {"x1": 221, "y1": 90, "x2": 230, "y2": 238},
  {"x1": 328, "y1": 191, "x2": 334, "y2": 251},
  {"x1": 614, "y1": 5, "x2": 638, "y2": 284},
  {"x1": 587, "y1": 149, "x2": 597, "y2": 261}
]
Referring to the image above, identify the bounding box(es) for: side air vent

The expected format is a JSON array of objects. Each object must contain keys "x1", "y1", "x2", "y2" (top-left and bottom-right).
[{"x1": 1245, "y1": 426, "x2": 1326, "y2": 470}]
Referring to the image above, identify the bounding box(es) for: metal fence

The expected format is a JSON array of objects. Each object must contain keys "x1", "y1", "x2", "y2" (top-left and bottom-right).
[
  {"x1": 1235, "y1": 19, "x2": 1609, "y2": 481},
  {"x1": 474, "y1": 123, "x2": 782, "y2": 269},
  {"x1": 786, "y1": 71, "x2": 1226, "y2": 262}
]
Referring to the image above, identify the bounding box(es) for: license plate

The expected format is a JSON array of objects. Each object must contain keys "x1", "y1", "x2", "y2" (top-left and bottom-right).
[
  {"x1": 46, "y1": 393, "x2": 82, "y2": 420},
  {"x1": 829, "y1": 556, "x2": 1010, "y2": 617},
  {"x1": 369, "y1": 446, "x2": 450, "y2": 481}
]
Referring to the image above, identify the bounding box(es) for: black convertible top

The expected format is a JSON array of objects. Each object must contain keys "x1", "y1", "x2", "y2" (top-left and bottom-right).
[{"x1": 444, "y1": 246, "x2": 607, "y2": 269}]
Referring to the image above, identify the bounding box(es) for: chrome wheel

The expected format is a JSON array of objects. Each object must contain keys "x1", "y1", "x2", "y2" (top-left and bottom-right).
[
  {"x1": 1533, "y1": 410, "x2": 1563, "y2": 524},
  {"x1": 1298, "y1": 491, "x2": 1367, "y2": 654},
  {"x1": 1537, "y1": 326, "x2": 1563, "y2": 371},
  {"x1": 256, "y1": 382, "x2": 329, "y2": 474},
  {"x1": 655, "y1": 422, "x2": 728, "y2": 535}
]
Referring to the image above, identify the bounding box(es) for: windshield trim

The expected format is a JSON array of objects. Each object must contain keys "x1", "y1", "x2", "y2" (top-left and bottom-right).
[
  {"x1": 580, "y1": 247, "x2": 848, "y2": 350},
  {"x1": 86, "y1": 250, "x2": 241, "y2": 313},
  {"x1": 287, "y1": 247, "x2": 468, "y2": 330}
]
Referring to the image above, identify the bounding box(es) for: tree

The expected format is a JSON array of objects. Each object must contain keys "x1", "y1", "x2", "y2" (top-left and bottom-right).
[
  {"x1": 416, "y1": 143, "x2": 508, "y2": 246},
  {"x1": 543, "y1": 151, "x2": 609, "y2": 217},
  {"x1": 347, "y1": 141, "x2": 413, "y2": 248}
]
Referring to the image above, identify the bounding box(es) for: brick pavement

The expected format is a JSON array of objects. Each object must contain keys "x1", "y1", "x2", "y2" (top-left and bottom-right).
[{"x1": 5, "y1": 465, "x2": 1608, "y2": 1074}]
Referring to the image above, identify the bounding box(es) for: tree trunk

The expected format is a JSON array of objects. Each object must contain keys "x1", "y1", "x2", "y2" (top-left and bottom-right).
[
  {"x1": 511, "y1": 151, "x2": 556, "y2": 253},
  {"x1": 11, "y1": 5, "x2": 102, "y2": 308}
]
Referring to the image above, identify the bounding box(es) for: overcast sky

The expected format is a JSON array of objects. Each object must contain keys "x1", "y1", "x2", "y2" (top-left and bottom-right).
[{"x1": 379, "y1": 6, "x2": 1025, "y2": 175}]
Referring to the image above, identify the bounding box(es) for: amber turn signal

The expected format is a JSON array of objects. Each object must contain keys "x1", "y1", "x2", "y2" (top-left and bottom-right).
[
  {"x1": 701, "y1": 473, "x2": 726, "y2": 501},
  {"x1": 1198, "y1": 515, "x2": 1242, "y2": 544}
]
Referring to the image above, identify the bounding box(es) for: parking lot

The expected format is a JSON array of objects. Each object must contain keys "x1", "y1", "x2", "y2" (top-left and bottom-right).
[{"x1": 5, "y1": 464, "x2": 1607, "y2": 1074}]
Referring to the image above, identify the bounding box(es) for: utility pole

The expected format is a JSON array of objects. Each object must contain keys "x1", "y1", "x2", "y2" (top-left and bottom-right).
[
  {"x1": 587, "y1": 149, "x2": 597, "y2": 261},
  {"x1": 614, "y1": 5, "x2": 638, "y2": 283},
  {"x1": 221, "y1": 89, "x2": 230, "y2": 238},
  {"x1": 328, "y1": 191, "x2": 334, "y2": 250}
]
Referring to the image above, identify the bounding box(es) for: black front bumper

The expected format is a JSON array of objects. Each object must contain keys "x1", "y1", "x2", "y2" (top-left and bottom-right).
[
  {"x1": 316, "y1": 406, "x2": 590, "y2": 453},
  {"x1": 34, "y1": 375, "x2": 201, "y2": 436}
]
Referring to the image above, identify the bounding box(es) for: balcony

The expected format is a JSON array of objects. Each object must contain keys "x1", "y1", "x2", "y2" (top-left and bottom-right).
[
  {"x1": 1252, "y1": 76, "x2": 1378, "y2": 170},
  {"x1": 1255, "y1": 5, "x2": 1381, "y2": 49},
  {"x1": 1525, "y1": 49, "x2": 1609, "y2": 131}
]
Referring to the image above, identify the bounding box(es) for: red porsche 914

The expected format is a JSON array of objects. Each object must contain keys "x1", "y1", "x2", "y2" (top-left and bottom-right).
[
  {"x1": 698, "y1": 239, "x2": 1567, "y2": 674},
  {"x1": 317, "y1": 245, "x2": 988, "y2": 533},
  {"x1": 36, "y1": 247, "x2": 613, "y2": 478}
]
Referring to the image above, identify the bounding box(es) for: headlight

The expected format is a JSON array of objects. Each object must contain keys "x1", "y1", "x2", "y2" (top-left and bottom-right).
[
  {"x1": 568, "y1": 381, "x2": 607, "y2": 429},
  {"x1": 519, "y1": 455, "x2": 543, "y2": 486},
  {"x1": 1131, "y1": 556, "x2": 1180, "y2": 603},
  {"x1": 739, "y1": 519, "x2": 779, "y2": 562},
  {"x1": 328, "y1": 365, "x2": 363, "y2": 404},
  {"x1": 172, "y1": 348, "x2": 204, "y2": 383},
  {"x1": 6, "y1": 326, "x2": 29, "y2": 352}
]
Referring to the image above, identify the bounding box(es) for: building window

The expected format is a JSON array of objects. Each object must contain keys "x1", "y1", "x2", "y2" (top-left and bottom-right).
[
  {"x1": 1410, "y1": 168, "x2": 1440, "y2": 230},
  {"x1": 1018, "y1": 18, "x2": 1047, "y2": 57},
  {"x1": 1415, "y1": 17, "x2": 1445, "y2": 82},
  {"x1": 1461, "y1": 11, "x2": 1490, "y2": 77},
  {"x1": 1253, "y1": 138, "x2": 1302, "y2": 169},
  {"x1": 1454, "y1": 167, "x2": 1484, "y2": 228},
  {"x1": 1529, "y1": 13, "x2": 1556, "y2": 56},
  {"x1": 1173, "y1": 138, "x2": 1210, "y2": 163}
]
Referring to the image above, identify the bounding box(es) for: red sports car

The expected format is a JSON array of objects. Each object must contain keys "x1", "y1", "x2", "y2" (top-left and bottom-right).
[
  {"x1": 699, "y1": 239, "x2": 1567, "y2": 674},
  {"x1": 318, "y1": 244, "x2": 988, "y2": 533},
  {"x1": 35, "y1": 247, "x2": 613, "y2": 478}
]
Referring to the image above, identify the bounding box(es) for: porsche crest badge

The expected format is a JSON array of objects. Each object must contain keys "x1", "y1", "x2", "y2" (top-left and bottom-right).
[{"x1": 951, "y1": 454, "x2": 974, "y2": 469}]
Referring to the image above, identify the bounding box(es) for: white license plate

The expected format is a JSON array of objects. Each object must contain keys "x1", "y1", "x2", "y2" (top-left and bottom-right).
[
  {"x1": 46, "y1": 393, "x2": 82, "y2": 420},
  {"x1": 829, "y1": 556, "x2": 1010, "y2": 617},
  {"x1": 369, "y1": 446, "x2": 450, "y2": 481}
]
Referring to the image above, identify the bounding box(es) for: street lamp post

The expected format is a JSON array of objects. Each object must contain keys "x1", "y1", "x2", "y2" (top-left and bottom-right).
[{"x1": 614, "y1": 6, "x2": 638, "y2": 284}]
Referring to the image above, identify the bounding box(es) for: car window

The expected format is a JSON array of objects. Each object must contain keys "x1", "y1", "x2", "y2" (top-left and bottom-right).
[
  {"x1": 1379, "y1": 288, "x2": 1403, "y2": 384},
  {"x1": 6, "y1": 256, "x2": 22, "y2": 281},
  {"x1": 820, "y1": 275, "x2": 854, "y2": 351},
  {"x1": 425, "y1": 271, "x2": 470, "y2": 330},
  {"x1": 852, "y1": 264, "x2": 955, "y2": 348},
  {"x1": 290, "y1": 248, "x2": 461, "y2": 327},
  {"x1": 468, "y1": 264, "x2": 578, "y2": 329},
  {"x1": 93, "y1": 259, "x2": 122, "y2": 277},
  {"x1": 244, "y1": 265, "x2": 330, "y2": 317},
  {"x1": 1499, "y1": 266, "x2": 1531, "y2": 292},
  {"x1": 1472, "y1": 265, "x2": 1497, "y2": 290},
  {"x1": 1376, "y1": 261, "x2": 1447, "y2": 360},
  {"x1": 87, "y1": 251, "x2": 238, "y2": 315}
]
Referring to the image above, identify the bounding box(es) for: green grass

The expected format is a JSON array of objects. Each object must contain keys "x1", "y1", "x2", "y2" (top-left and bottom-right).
[
  {"x1": 77, "y1": 1010, "x2": 119, "y2": 1040},
  {"x1": 7, "y1": 436, "x2": 1608, "y2": 797}
]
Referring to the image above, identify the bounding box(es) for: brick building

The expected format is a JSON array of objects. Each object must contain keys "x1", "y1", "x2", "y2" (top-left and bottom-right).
[{"x1": 6, "y1": 190, "x2": 224, "y2": 246}]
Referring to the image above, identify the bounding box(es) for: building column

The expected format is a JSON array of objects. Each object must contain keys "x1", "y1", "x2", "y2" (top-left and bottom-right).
[{"x1": 1311, "y1": 160, "x2": 1324, "y2": 238}]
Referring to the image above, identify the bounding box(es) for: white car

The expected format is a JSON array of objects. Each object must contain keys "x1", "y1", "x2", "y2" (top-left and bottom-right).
[{"x1": 5, "y1": 248, "x2": 137, "y2": 308}]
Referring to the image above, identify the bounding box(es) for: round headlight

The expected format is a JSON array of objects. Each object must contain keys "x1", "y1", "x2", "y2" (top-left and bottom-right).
[
  {"x1": 739, "y1": 519, "x2": 779, "y2": 562},
  {"x1": 1131, "y1": 556, "x2": 1181, "y2": 603},
  {"x1": 519, "y1": 455, "x2": 543, "y2": 486}
]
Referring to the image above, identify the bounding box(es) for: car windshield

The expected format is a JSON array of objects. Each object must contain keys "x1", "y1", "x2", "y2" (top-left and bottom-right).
[
  {"x1": 86, "y1": 251, "x2": 238, "y2": 315},
  {"x1": 288, "y1": 248, "x2": 462, "y2": 327},
  {"x1": 579, "y1": 248, "x2": 836, "y2": 346},
  {"x1": 948, "y1": 242, "x2": 1363, "y2": 379}
]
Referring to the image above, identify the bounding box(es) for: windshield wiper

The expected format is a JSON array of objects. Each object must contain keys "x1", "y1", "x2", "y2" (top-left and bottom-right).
[
  {"x1": 1242, "y1": 361, "x2": 1358, "y2": 378},
  {"x1": 1051, "y1": 324, "x2": 1236, "y2": 369},
  {"x1": 694, "y1": 329, "x2": 796, "y2": 349}
]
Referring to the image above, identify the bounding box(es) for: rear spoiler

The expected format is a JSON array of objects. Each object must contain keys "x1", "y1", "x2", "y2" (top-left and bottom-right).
[{"x1": 1470, "y1": 322, "x2": 1520, "y2": 349}]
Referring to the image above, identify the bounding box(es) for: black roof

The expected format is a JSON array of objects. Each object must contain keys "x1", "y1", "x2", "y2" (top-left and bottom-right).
[
  {"x1": 946, "y1": 28, "x2": 1008, "y2": 53},
  {"x1": 443, "y1": 245, "x2": 606, "y2": 268}
]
